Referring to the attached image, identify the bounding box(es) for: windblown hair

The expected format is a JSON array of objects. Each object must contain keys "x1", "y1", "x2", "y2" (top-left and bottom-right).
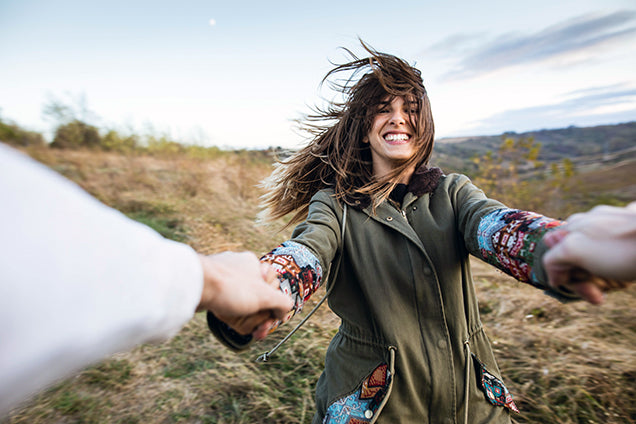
[{"x1": 260, "y1": 41, "x2": 435, "y2": 226}]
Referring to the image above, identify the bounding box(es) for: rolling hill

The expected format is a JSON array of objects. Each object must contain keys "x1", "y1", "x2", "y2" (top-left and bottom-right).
[{"x1": 434, "y1": 121, "x2": 636, "y2": 163}]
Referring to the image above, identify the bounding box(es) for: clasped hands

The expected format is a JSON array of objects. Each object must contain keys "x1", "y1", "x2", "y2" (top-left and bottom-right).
[
  {"x1": 197, "y1": 251, "x2": 291, "y2": 340},
  {"x1": 543, "y1": 203, "x2": 636, "y2": 304}
]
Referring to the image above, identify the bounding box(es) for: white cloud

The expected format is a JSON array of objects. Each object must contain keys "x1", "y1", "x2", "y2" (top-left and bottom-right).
[
  {"x1": 209, "y1": 18, "x2": 216, "y2": 26},
  {"x1": 432, "y1": 10, "x2": 636, "y2": 82}
]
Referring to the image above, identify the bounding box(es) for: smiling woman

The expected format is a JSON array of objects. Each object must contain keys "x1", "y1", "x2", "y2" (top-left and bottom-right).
[
  {"x1": 257, "y1": 41, "x2": 436, "y2": 224},
  {"x1": 205, "y1": 40, "x2": 628, "y2": 424}
]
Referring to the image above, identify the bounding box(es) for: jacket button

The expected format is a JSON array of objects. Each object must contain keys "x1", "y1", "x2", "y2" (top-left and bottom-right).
[
  {"x1": 386, "y1": 216, "x2": 393, "y2": 221},
  {"x1": 413, "y1": 205, "x2": 418, "y2": 210},
  {"x1": 423, "y1": 267, "x2": 431, "y2": 276},
  {"x1": 364, "y1": 410, "x2": 373, "y2": 419},
  {"x1": 438, "y1": 339, "x2": 446, "y2": 349}
]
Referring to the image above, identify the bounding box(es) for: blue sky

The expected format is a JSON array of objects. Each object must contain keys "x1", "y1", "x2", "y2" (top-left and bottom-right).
[{"x1": 1, "y1": 0, "x2": 635, "y2": 149}]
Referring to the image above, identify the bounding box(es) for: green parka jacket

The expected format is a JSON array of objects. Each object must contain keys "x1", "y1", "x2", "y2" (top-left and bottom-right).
[{"x1": 210, "y1": 167, "x2": 568, "y2": 423}]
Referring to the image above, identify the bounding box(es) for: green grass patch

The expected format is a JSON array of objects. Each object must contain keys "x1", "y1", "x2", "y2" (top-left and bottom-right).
[
  {"x1": 49, "y1": 389, "x2": 107, "y2": 423},
  {"x1": 81, "y1": 359, "x2": 134, "y2": 390},
  {"x1": 163, "y1": 358, "x2": 216, "y2": 379},
  {"x1": 126, "y1": 211, "x2": 187, "y2": 241}
]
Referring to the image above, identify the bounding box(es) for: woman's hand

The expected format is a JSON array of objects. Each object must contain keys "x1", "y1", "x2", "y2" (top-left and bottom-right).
[{"x1": 197, "y1": 252, "x2": 292, "y2": 337}]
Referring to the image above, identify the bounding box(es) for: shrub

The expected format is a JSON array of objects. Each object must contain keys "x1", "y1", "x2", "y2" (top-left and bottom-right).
[
  {"x1": 51, "y1": 120, "x2": 101, "y2": 149},
  {"x1": 0, "y1": 119, "x2": 45, "y2": 147},
  {"x1": 100, "y1": 129, "x2": 138, "y2": 152}
]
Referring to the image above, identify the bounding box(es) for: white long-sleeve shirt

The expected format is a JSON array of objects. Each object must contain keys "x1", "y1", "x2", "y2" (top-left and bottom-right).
[{"x1": 0, "y1": 144, "x2": 203, "y2": 415}]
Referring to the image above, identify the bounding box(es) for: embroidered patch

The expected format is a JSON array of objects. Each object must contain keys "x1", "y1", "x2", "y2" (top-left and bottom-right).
[
  {"x1": 323, "y1": 364, "x2": 391, "y2": 424},
  {"x1": 261, "y1": 241, "x2": 322, "y2": 326},
  {"x1": 477, "y1": 208, "x2": 563, "y2": 287},
  {"x1": 472, "y1": 354, "x2": 519, "y2": 413}
]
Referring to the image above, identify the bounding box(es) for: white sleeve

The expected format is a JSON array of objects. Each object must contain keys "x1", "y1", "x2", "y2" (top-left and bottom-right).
[{"x1": 0, "y1": 144, "x2": 204, "y2": 414}]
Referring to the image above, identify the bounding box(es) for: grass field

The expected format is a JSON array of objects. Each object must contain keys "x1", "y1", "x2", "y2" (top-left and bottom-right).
[{"x1": 4, "y1": 146, "x2": 635, "y2": 424}]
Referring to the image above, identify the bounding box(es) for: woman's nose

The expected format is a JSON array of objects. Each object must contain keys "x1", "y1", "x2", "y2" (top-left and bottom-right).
[{"x1": 389, "y1": 109, "x2": 406, "y2": 125}]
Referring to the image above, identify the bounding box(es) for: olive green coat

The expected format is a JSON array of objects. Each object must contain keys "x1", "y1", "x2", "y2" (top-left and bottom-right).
[{"x1": 288, "y1": 172, "x2": 556, "y2": 424}]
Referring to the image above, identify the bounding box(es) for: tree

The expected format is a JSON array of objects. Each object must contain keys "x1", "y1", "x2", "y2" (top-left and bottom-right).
[
  {"x1": 43, "y1": 93, "x2": 102, "y2": 149},
  {"x1": 470, "y1": 136, "x2": 543, "y2": 209},
  {"x1": 470, "y1": 135, "x2": 577, "y2": 215}
]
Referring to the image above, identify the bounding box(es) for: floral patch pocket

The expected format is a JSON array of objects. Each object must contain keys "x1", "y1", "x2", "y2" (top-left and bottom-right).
[
  {"x1": 472, "y1": 353, "x2": 519, "y2": 413},
  {"x1": 323, "y1": 361, "x2": 393, "y2": 424}
]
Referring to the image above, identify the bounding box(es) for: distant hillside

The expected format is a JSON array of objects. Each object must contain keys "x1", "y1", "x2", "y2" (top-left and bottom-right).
[
  {"x1": 429, "y1": 121, "x2": 636, "y2": 214},
  {"x1": 433, "y1": 121, "x2": 636, "y2": 167}
]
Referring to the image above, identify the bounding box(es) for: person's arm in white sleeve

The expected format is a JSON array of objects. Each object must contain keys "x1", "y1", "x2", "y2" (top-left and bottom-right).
[{"x1": 0, "y1": 144, "x2": 291, "y2": 415}]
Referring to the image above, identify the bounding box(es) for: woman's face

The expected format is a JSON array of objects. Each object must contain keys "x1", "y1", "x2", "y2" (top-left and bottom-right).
[{"x1": 364, "y1": 95, "x2": 418, "y2": 179}]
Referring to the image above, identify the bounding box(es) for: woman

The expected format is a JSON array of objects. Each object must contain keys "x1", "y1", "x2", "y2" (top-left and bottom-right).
[{"x1": 208, "y1": 42, "x2": 616, "y2": 424}]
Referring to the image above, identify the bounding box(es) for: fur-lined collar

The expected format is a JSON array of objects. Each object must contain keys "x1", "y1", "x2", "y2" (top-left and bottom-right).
[{"x1": 346, "y1": 165, "x2": 444, "y2": 210}]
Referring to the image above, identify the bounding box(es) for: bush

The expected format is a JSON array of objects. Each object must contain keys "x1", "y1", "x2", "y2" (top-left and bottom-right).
[
  {"x1": 101, "y1": 129, "x2": 138, "y2": 152},
  {"x1": 0, "y1": 119, "x2": 45, "y2": 147},
  {"x1": 51, "y1": 120, "x2": 101, "y2": 149}
]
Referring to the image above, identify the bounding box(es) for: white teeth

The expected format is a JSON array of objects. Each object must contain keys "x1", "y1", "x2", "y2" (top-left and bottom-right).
[{"x1": 384, "y1": 133, "x2": 409, "y2": 141}]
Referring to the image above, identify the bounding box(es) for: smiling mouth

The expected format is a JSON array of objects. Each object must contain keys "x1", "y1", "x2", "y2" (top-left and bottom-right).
[{"x1": 384, "y1": 133, "x2": 410, "y2": 145}]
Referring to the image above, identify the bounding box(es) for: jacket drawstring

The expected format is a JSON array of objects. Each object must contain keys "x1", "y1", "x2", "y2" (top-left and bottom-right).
[
  {"x1": 463, "y1": 338, "x2": 471, "y2": 424},
  {"x1": 255, "y1": 282, "x2": 334, "y2": 362},
  {"x1": 256, "y1": 204, "x2": 348, "y2": 363}
]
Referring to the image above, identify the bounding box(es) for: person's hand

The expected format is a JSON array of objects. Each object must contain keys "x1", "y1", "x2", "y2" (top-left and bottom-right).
[
  {"x1": 543, "y1": 202, "x2": 636, "y2": 304},
  {"x1": 197, "y1": 252, "x2": 292, "y2": 337}
]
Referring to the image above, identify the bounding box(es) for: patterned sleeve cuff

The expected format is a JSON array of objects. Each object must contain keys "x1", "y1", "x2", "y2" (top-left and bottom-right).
[
  {"x1": 206, "y1": 241, "x2": 323, "y2": 349},
  {"x1": 261, "y1": 241, "x2": 323, "y2": 327},
  {"x1": 477, "y1": 208, "x2": 574, "y2": 298}
]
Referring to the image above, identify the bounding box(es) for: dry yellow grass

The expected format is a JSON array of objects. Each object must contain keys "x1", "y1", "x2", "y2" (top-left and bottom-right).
[{"x1": 4, "y1": 146, "x2": 635, "y2": 424}]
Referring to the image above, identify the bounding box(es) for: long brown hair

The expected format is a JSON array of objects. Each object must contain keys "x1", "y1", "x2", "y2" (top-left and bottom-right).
[{"x1": 260, "y1": 41, "x2": 435, "y2": 226}]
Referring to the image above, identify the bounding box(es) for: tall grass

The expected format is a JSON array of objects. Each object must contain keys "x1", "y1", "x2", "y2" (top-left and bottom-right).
[{"x1": 4, "y1": 145, "x2": 635, "y2": 424}]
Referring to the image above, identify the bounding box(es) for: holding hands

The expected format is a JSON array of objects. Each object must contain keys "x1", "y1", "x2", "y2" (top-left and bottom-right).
[
  {"x1": 198, "y1": 252, "x2": 291, "y2": 339},
  {"x1": 543, "y1": 202, "x2": 636, "y2": 304}
]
